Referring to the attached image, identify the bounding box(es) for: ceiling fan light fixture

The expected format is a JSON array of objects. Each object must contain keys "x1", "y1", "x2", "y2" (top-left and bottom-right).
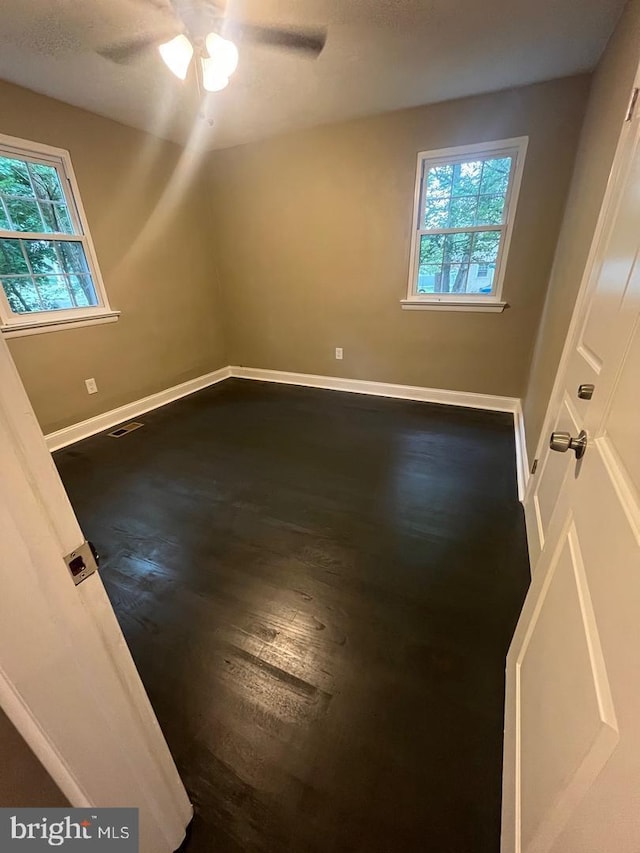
[
  {"x1": 205, "y1": 32, "x2": 239, "y2": 78},
  {"x1": 158, "y1": 34, "x2": 194, "y2": 80},
  {"x1": 201, "y1": 57, "x2": 229, "y2": 92}
]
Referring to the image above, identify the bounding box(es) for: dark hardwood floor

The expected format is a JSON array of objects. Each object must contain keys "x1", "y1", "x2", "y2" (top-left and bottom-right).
[{"x1": 54, "y1": 379, "x2": 530, "y2": 853}]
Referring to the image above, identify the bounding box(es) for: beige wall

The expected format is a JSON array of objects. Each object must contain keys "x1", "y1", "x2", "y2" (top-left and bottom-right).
[
  {"x1": 207, "y1": 76, "x2": 589, "y2": 398},
  {"x1": 523, "y1": 0, "x2": 640, "y2": 457},
  {"x1": 1, "y1": 80, "x2": 226, "y2": 435},
  {"x1": 3, "y1": 67, "x2": 615, "y2": 437},
  {"x1": 0, "y1": 708, "x2": 67, "y2": 806}
]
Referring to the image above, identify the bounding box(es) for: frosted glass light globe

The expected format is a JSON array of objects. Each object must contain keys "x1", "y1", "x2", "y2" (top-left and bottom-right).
[{"x1": 205, "y1": 33, "x2": 239, "y2": 78}]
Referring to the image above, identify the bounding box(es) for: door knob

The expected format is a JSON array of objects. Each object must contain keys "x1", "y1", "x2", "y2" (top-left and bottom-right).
[{"x1": 549, "y1": 429, "x2": 588, "y2": 459}]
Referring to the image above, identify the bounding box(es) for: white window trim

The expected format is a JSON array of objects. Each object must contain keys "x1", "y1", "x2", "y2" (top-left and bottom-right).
[
  {"x1": 0, "y1": 132, "x2": 119, "y2": 337},
  {"x1": 402, "y1": 136, "x2": 528, "y2": 313}
]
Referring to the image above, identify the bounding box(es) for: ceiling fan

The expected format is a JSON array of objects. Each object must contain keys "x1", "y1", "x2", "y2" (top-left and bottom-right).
[{"x1": 99, "y1": 0, "x2": 327, "y2": 94}]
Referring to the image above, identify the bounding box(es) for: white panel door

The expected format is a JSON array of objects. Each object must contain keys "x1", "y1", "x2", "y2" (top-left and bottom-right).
[
  {"x1": 0, "y1": 335, "x2": 192, "y2": 848},
  {"x1": 502, "y1": 85, "x2": 640, "y2": 853}
]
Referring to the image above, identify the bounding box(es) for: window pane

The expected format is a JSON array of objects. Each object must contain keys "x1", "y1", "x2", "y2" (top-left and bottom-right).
[
  {"x1": 28, "y1": 162, "x2": 64, "y2": 202},
  {"x1": 424, "y1": 161, "x2": 482, "y2": 228},
  {"x1": 0, "y1": 202, "x2": 9, "y2": 229},
  {"x1": 438, "y1": 263, "x2": 469, "y2": 293},
  {"x1": 54, "y1": 204, "x2": 73, "y2": 232},
  {"x1": 451, "y1": 160, "x2": 482, "y2": 196},
  {"x1": 472, "y1": 230, "x2": 501, "y2": 263},
  {"x1": 480, "y1": 157, "x2": 512, "y2": 195},
  {"x1": 0, "y1": 238, "x2": 97, "y2": 314},
  {"x1": 422, "y1": 154, "x2": 515, "y2": 231},
  {"x1": 476, "y1": 194, "x2": 505, "y2": 225},
  {"x1": 416, "y1": 264, "x2": 440, "y2": 293},
  {"x1": 419, "y1": 234, "x2": 445, "y2": 266},
  {"x1": 424, "y1": 197, "x2": 449, "y2": 229},
  {"x1": 2, "y1": 280, "x2": 28, "y2": 313},
  {"x1": 24, "y1": 239, "x2": 64, "y2": 275},
  {"x1": 33, "y1": 275, "x2": 75, "y2": 310},
  {"x1": 467, "y1": 263, "x2": 496, "y2": 294},
  {"x1": 420, "y1": 231, "x2": 496, "y2": 294},
  {"x1": 0, "y1": 272, "x2": 96, "y2": 314},
  {"x1": 443, "y1": 231, "x2": 473, "y2": 263},
  {"x1": 57, "y1": 241, "x2": 90, "y2": 274},
  {"x1": 68, "y1": 274, "x2": 98, "y2": 307},
  {"x1": 1, "y1": 276, "x2": 40, "y2": 313},
  {"x1": 6, "y1": 199, "x2": 43, "y2": 232},
  {"x1": 0, "y1": 239, "x2": 29, "y2": 275},
  {"x1": 39, "y1": 202, "x2": 73, "y2": 234},
  {"x1": 449, "y1": 196, "x2": 477, "y2": 227},
  {"x1": 0, "y1": 155, "x2": 32, "y2": 197},
  {"x1": 39, "y1": 203, "x2": 57, "y2": 233},
  {"x1": 425, "y1": 164, "x2": 453, "y2": 198},
  {"x1": 24, "y1": 239, "x2": 94, "y2": 278},
  {"x1": 1, "y1": 154, "x2": 76, "y2": 235}
]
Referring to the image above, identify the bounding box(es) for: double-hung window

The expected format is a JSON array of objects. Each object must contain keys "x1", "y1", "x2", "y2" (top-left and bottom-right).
[
  {"x1": 403, "y1": 137, "x2": 527, "y2": 312},
  {"x1": 0, "y1": 134, "x2": 117, "y2": 336}
]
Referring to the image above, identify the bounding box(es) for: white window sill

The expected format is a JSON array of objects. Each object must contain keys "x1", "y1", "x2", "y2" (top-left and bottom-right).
[
  {"x1": 400, "y1": 299, "x2": 507, "y2": 313},
  {"x1": 1, "y1": 310, "x2": 120, "y2": 338}
]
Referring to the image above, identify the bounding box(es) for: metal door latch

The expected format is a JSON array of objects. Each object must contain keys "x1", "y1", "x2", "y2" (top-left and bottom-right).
[
  {"x1": 577, "y1": 383, "x2": 595, "y2": 400},
  {"x1": 64, "y1": 541, "x2": 100, "y2": 586}
]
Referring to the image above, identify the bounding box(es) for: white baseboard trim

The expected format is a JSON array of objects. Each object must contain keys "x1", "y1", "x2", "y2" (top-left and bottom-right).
[
  {"x1": 513, "y1": 402, "x2": 529, "y2": 502},
  {"x1": 231, "y1": 366, "x2": 527, "y2": 502},
  {"x1": 46, "y1": 363, "x2": 527, "y2": 505},
  {"x1": 45, "y1": 366, "x2": 231, "y2": 451},
  {"x1": 230, "y1": 366, "x2": 520, "y2": 413}
]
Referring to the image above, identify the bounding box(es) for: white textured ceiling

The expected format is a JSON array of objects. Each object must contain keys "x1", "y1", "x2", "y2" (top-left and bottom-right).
[{"x1": 0, "y1": 0, "x2": 624, "y2": 150}]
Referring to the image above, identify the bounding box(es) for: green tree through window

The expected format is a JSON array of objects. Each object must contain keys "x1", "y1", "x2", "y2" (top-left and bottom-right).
[
  {"x1": 407, "y1": 139, "x2": 526, "y2": 306},
  {"x1": 418, "y1": 157, "x2": 511, "y2": 294},
  {"x1": 0, "y1": 152, "x2": 98, "y2": 315}
]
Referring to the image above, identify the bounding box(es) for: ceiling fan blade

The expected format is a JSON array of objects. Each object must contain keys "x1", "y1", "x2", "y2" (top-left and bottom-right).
[
  {"x1": 97, "y1": 31, "x2": 177, "y2": 64},
  {"x1": 234, "y1": 23, "x2": 327, "y2": 57}
]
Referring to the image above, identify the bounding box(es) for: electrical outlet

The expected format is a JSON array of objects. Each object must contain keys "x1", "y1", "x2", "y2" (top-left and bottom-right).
[
  {"x1": 85, "y1": 378, "x2": 98, "y2": 395},
  {"x1": 335, "y1": 347, "x2": 343, "y2": 360}
]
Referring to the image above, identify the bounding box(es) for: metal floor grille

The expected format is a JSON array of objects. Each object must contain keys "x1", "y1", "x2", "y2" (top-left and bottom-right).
[{"x1": 108, "y1": 422, "x2": 144, "y2": 438}]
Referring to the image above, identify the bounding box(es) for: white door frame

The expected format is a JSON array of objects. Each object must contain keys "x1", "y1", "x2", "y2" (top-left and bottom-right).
[
  {"x1": 523, "y1": 70, "x2": 640, "y2": 525},
  {"x1": 0, "y1": 335, "x2": 191, "y2": 851}
]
